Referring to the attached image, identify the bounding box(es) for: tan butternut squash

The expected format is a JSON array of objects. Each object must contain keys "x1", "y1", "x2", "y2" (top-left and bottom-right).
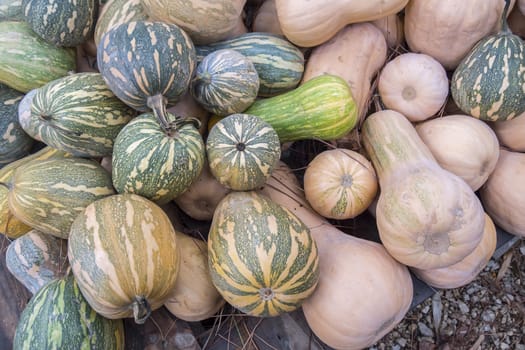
[
  {"x1": 508, "y1": 2, "x2": 525, "y2": 38},
  {"x1": 371, "y1": 13, "x2": 405, "y2": 49},
  {"x1": 491, "y1": 112, "x2": 525, "y2": 152},
  {"x1": 252, "y1": 0, "x2": 283, "y2": 35}
]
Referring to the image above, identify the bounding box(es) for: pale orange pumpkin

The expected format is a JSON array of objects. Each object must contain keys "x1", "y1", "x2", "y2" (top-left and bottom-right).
[{"x1": 491, "y1": 112, "x2": 525, "y2": 152}]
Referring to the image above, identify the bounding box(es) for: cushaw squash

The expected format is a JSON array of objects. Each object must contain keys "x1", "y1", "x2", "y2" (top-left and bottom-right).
[
  {"x1": 259, "y1": 161, "x2": 413, "y2": 350},
  {"x1": 361, "y1": 110, "x2": 486, "y2": 270}
]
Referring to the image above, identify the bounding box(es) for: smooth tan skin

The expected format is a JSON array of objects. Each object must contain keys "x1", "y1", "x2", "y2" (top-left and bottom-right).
[
  {"x1": 252, "y1": 0, "x2": 284, "y2": 35},
  {"x1": 371, "y1": 13, "x2": 404, "y2": 49},
  {"x1": 492, "y1": 112, "x2": 525, "y2": 152}
]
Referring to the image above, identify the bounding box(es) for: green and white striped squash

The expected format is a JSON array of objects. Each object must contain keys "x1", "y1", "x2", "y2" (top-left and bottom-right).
[
  {"x1": 0, "y1": 21, "x2": 76, "y2": 93},
  {"x1": 244, "y1": 74, "x2": 358, "y2": 142},
  {"x1": 112, "y1": 112, "x2": 205, "y2": 205},
  {"x1": 22, "y1": 72, "x2": 136, "y2": 157},
  {"x1": 6, "y1": 229, "x2": 68, "y2": 294},
  {"x1": 13, "y1": 274, "x2": 125, "y2": 350},
  {"x1": 17, "y1": 87, "x2": 38, "y2": 140},
  {"x1": 0, "y1": 147, "x2": 72, "y2": 239},
  {"x1": 97, "y1": 20, "x2": 196, "y2": 131},
  {"x1": 0, "y1": 84, "x2": 34, "y2": 167},
  {"x1": 68, "y1": 193, "x2": 180, "y2": 324},
  {"x1": 206, "y1": 113, "x2": 281, "y2": 191},
  {"x1": 451, "y1": 2, "x2": 525, "y2": 121},
  {"x1": 22, "y1": 0, "x2": 97, "y2": 47},
  {"x1": 190, "y1": 49, "x2": 259, "y2": 117},
  {"x1": 93, "y1": 0, "x2": 148, "y2": 46},
  {"x1": 8, "y1": 157, "x2": 115, "y2": 239},
  {"x1": 0, "y1": 0, "x2": 24, "y2": 21},
  {"x1": 196, "y1": 32, "x2": 304, "y2": 97},
  {"x1": 208, "y1": 191, "x2": 320, "y2": 317}
]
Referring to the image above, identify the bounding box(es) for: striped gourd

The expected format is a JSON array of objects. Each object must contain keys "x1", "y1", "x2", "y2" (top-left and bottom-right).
[
  {"x1": 22, "y1": 72, "x2": 136, "y2": 157},
  {"x1": 22, "y1": 0, "x2": 97, "y2": 47},
  {"x1": 206, "y1": 113, "x2": 281, "y2": 191},
  {"x1": 208, "y1": 191, "x2": 320, "y2": 317},
  {"x1": 451, "y1": 1, "x2": 525, "y2": 121},
  {"x1": 93, "y1": 0, "x2": 148, "y2": 46},
  {"x1": 6, "y1": 229, "x2": 68, "y2": 294},
  {"x1": 0, "y1": 147, "x2": 72, "y2": 239},
  {"x1": 68, "y1": 193, "x2": 180, "y2": 323},
  {"x1": 112, "y1": 112, "x2": 205, "y2": 204},
  {"x1": 97, "y1": 20, "x2": 196, "y2": 131},
  {"x1": 17, "y1": 88, "x2": 38, "y2": 140},
  {"x1": 0, "y1": 21, "x2": 76, "y2": 93},
  {"x1": 8, "y1": 157, "x2": 115, "y2": 239},
  {"x1": 190, "y1": 49, "x2": 260, "y2": 116},
  {"x1": 0, "y1": 0, "x2": 24, "y2": 21},
  {"x1": 196, "y1": 32, "x2": 304, "y2": 97},
  {"x1": 244, "y1": 74, "x2": 358, "y2": 142},
  {"x1": 13, "y1": 274, "x2": 125, "y2": 350},
  {"x1": 0, "y1": 84, "x2": 34, "y2": 167}
]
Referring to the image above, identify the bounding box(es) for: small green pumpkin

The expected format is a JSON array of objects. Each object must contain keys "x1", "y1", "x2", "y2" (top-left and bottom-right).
[
  {"x1": 0, "y1": 0, "x2": 24, "y2": 21},
  {"x1": 93, "y1": 0, "x2": 148, "y2": 46}
]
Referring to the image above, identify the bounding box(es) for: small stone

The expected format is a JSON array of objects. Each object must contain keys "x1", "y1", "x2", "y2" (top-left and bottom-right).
[
  {"x1": 519, "y1": 245, "x2": 525, "y2": 256},
  {"x1": 500, "y1": 343, "x2": 510, "y2": 350},
  {"x1": 422, "y1": 305, "x2": 430, "y2": 314},
  {"x1": 418, "y1": 322, "x2": 434, "y2": 337},
  {"x1": 396, "y1": 338, "x2": 407, "y2": 347},
  {"x1": 482, "y1": 309, "x2": 496, "y2": 323},
  {"x1": 392, "y1": 345, "x2": 401, "y2": 350},
  {"x1": 458, "y1": 301, "x2": 469, "y2": 314},
  {"x1": 515, "y1": 344, "x2": 525, "y2": 350}
]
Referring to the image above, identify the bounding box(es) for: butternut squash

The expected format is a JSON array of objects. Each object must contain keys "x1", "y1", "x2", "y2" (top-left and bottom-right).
[
  {"x1": 252, "y1": 0, "x2": 283, "y2": 35},
  {"x1": 491, "y1": 112, "x2": 525, "y2": 152},
  {"x1": 371, "y1": 13, "x2": 405, "y2": 49}
]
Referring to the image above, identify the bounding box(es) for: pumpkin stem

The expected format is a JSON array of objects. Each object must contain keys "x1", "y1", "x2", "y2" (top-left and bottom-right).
[
  {"x1": 132, "y1": 296, "x2": 151, "y2": 324},
  {"x1": 147, "y1": 94, "x2": 172, "y2": 131},
  {"x1": 500, "y1": 0, "x2": 511, "y2": 33},
  {"x1": 0, "y1": 182, "x2": 10, "y2": 190}
]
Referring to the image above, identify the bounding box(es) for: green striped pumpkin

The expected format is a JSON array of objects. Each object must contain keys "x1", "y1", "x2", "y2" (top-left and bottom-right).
[
  {"x1": 206, "y1": 113, "x2": 281, "y2": 191},
  {"x1": 190, "y1": 49, "x2": 259, "y2": 116},
  {"x1": 196, "y1": 32, "x2": 304, "y2": 97},
  {"x1": 68, "y1": 193, "x2": 180, "y2": 323},
  {"x1": 16, "y1": 88, "x2": 38, "y2": 140},
  {"x1": 93, "y1": 0, "x2": 148, "y2": 46},
  {"x1": 13, "y1": 274, "x2": 125, "y2": 350},
  {"x1": 6, "y1": 229, "x2": 68, "y2": 294},
  {"x1": 451, "y1": 2, "x2": 525, "y2": 121},
  {"x1": 112, "y1": 112, "x2": 205, "y2": 204},
  {"x1": 0, "y1": 21, "x2": 77, "y2": 93},
  {"x1": 244, "y1": 74, "x2": 358, "y2": 142},
  {"x1": 97, "y1": 20, "x2": 196, "y2": 131},
  {"x1": 8, "y1": 157, "x2": 115, "y2": 239},
  {"x1": 208, "y1": 191, "x2": 320, "y2": 317},
  {"x1": 0, "y1": 84, "x2": 34, "y2": 167},
  {"x1": 0, "y1": 0, "x2": 24, "y2": 21},
  {"x1": 22, "y1": 72, "x2": 136, "y2": 157}
]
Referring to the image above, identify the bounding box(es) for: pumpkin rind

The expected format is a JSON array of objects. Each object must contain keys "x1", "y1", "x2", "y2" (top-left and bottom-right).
[
  {"x1": 0, "y1": 0, "x2": 24, "y2": 21},
  {"x1": 68, "y1": 193, "x2": 181, "y2": 323},
  {"x1": 93, "y1": 0, "x2": 148, "y2": 46},
  {"x1": 206, "y1": 113, "x2": 281, "y2": 191},
  {"x1": 208, "y1": 191, "x2": 320, "y2": 317}
]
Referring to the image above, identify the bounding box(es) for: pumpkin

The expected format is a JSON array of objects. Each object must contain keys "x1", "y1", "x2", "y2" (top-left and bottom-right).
[
  {"x1": 68, "y1": 193, "x2": 181, "y2": 323},
  {"x1": 111, "y1": 112, "x2": 205, "y2": 205},
  {"x1": 491, "y1": 111, "x2": 525, "y2": 151},
  {"x1": 166, "y1": 91, "x2": 209, "y2": 136},
  {"x1": 0, "y1": 21, "x2": 76, "y2": 93},
  {"x1": 13, "y1": 274, "x2": 125, "y2": 349},
  {"x1": 451, "y1": 1, "x2": 525, "y2": 121},
  {"x1": 208, "y1": 190, "x2": 320, "y2": 317},
  {"x1": 16, "y1": 87, "x2": 37, "y2": 139},
  {"x1": 415, "y1": 114, "x2": 500, "y2": 191},
  {"x1": 361, "y1": 110, "x2": 486, "y2": 270},
  {"x1": 274, "y1": 0, "x2": 409, "y2": 47},
  {"x1": 97, "y1": 20, "x2": 196, "y2": 131},
  {"x1": 252, "y1": 0, "x2": 283, "y2": 35},
  {"x1": 190, "y1": 49, "x2": 259, "y2": 117},
  {"x1": 5, "y1": 229, "x2": 68, "y2": 294},
  {"x1": 378, "y1": 53, "x2": 449, "y2": 122},
  {"x1": 206, "y1": 113, "x2": 281, "y2": 191},
  {"x1": 260, "y1": 161, "x2": 413, "y2": 350},
  {"x1": 371, "y1": 13, "x2": 404, "y2": 49},
  {"x1": 411, "y1": 213, "x2": 497, "y2": 289},
  {"x1": 8, "y1": 157, "x2": 115, "y2": 239},
  {"x1": 508, "y1": 1, "x2": 525, "y2": 38},
  {"x1": 0, "y1": 0, "x2": 24, "y2": 20},
  {"x1": 21, "y1": 72, "x2": 137, "y2": 157},
  {"x1": 520, "y1": 0, "x2": 525, "y2": 13},
  {"x1": 164, "y1": 231, "x2": 225, "y2": 322},
  {"x1": 304, "y1": 148, "x2": 378, "y2": 220},
  {"x1": 479, "y1": 148, "x2": 525, "y2": 238}
]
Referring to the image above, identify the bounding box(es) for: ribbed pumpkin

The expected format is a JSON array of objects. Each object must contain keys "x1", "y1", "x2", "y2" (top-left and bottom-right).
[
  {"x1": 93, "y1": 0, "x2": 148, "y2": 46},
  {"x1": 112, "y1": 112, "x2": 205, "y2": 204},
  {"x1": 0, "y1": 0, "x2": 24, "y2": 21},
  {"x1": 22, "y1": 72, "x2": 136, "y2": 157},
  {"x1": 190, "y1": 49, "x2": 259, "y2": 116},
  {"x1": 68, "y1": 193, "x2": 180, "y2": 323},
  {"x1": 97, "y1": 20, "x2": 196, "y2": 131},
  {"x1": 451, "y1": 0, "x2": 525, "y2": 121},
  {"x1": 8, "y1": 157, "x2": 115, "y2": 239},
  {"x1": 13, "y1": 274, "x2": 125, "y2": 350},
  {"x1": 208, "y1": 191, "x2": 320, "y2": 317},
  {"x1": 206, "y1": 113, "x2": 281, "y2": 191}
]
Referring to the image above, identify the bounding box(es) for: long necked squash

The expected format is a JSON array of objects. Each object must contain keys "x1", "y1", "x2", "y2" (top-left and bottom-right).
[{"x1": 361, "y1": 110, "x2": 486, "y2": 270}]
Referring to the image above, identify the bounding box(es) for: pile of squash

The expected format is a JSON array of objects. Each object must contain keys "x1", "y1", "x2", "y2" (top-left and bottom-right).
[{"x1": 1, "y1": 0, "x2": 524, "y2": 349}]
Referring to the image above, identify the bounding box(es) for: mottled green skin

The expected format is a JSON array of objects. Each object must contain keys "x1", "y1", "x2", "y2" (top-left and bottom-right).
[
  {"x1": 93, "y1": 0, "x2": 148, "y2": 46},
  {"x1": 13, "y1": 274, "x2": 125, "y2": 350},
  {"x1": 112, "y1": 112, "x2": 205, "y2": 204},
  {"x1": 0, "y1": 84, "x2": 34, "y2": 167},
  {"x1": 191, "y1": 49, "x2": 259, "y2": 116},
  {"x1": 97, "y1": 20, "x2": 196, "y2": 112},
  {"x1": 0, "y1": 0, "x2": 24, "y2": 21},
  {"x1": 196, "y1": 32, "x2": 304, "y2": 97},
  {"x1": 0, "y1": 21, "x2": 76, "y2": 93},
  {"x1": 206, "y1": 113, "x2": 281, "y2": 191},
  {"x1": 208, "y1": 191, "x2": 320, "y2": 317},
  {"x1": 23, "y1": 72, "x2": 136, "y2": 157},
  {"x1": 9, "y1": 157, "x2": 115, "y2": 239},
  {"x1": 22, "y1": 0, "x2": 97, "y2": 47}
]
